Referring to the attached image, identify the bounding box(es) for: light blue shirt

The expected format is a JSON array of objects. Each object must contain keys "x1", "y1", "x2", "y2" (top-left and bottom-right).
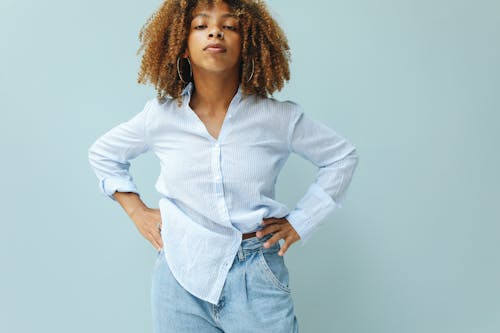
[{"x1": 88, "y1": 82, "x2": 359, "y2": 304}]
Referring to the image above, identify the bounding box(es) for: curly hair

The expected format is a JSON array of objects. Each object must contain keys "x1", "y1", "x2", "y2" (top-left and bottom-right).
[{"x1": 136, "y1": 0, "x2": 290, "y2": 105}]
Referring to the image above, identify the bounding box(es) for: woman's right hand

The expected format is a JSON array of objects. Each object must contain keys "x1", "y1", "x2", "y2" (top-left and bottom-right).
[
  {"x1": 130, "y1": 206, "x2": 164, "y2": 251},
  {"x1": 113, "y1": 192, "x2": 164, "y2": 251}
]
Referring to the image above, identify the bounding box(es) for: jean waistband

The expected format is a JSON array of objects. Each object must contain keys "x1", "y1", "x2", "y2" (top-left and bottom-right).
[{"x1": 239, "y1": 232, "x2": 274, "y2": 250}]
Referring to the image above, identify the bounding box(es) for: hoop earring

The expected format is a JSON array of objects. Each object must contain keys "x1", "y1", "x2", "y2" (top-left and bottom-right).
[
  {"x1": 246, "y1": 57, "x2": 255, "y2": 83},
  {"x1": 177, "y1": 56, "x2": 192, "y2": 83}
]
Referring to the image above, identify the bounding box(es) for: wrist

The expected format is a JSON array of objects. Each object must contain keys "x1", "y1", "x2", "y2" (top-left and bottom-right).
[
  {"x1": 113, "y1": 191, "x2": 148, "y2": 218},
  {"x1": 128, "y1": 203, "x2": 148, "y2": 219}
]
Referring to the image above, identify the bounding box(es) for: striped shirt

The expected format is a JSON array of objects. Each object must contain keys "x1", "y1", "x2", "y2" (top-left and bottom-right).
[{"x1": 88, "y1": 82, "x2": 359, "y2": 305}]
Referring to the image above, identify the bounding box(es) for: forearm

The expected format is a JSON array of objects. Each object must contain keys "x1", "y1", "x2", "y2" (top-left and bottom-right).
[{"x1": 113, "y1": 191, "x2": 148, "y2": 218}]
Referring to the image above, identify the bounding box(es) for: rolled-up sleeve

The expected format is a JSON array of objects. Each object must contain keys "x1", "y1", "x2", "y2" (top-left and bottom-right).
[
  {"x1": 87, "y1": 100, "x2": 153, "y2": 201},
  {"x1": 285, "y1": 105, "x2": 359, "y2": 244}
]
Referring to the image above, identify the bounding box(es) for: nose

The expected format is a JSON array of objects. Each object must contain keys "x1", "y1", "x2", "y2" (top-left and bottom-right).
[{"x1": 208, "y1": 30, "x2": 224, "y2": 39}]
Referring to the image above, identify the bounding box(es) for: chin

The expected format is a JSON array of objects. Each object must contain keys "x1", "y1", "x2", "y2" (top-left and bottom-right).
[{"x1": 201, "y1": 65, "x2": 239, "y2": 74}]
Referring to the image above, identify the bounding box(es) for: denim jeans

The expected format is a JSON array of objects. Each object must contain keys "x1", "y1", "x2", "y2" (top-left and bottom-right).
[{"x1": 151, "y1": 233, "x2": 299, "y2": 332}]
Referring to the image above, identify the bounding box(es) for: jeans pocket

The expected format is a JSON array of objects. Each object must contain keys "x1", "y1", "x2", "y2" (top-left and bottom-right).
[{"x1": 257, "y1": 244, "x2": 292, "y2": 294}]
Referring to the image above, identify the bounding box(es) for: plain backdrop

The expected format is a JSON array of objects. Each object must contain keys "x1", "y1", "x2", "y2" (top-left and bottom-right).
[{"x1": 1, "y1": 0, "x2": 499, "y2": 332}]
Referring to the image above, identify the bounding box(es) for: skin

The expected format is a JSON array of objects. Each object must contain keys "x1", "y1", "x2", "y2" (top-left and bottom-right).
[{"x1": 114, "y1": 2, "x2": 301, "y2": 256}]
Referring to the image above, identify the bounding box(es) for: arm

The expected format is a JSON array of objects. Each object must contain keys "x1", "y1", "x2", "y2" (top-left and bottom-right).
[
  {"x1": 88, "y1": 100, "x2": 163, "y2": 250},
  {"x1": 87, "y1": 100, "x2": 153, "y2": 201},
  {"x1": 285, "y1": 106, "x2": 359, "y2": 245},
  {"x1": 114, "y1": 191, "x2": 163, "y2": 251}
]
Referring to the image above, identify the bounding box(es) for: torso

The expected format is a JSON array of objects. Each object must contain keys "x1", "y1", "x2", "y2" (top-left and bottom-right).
[
  {"x1": 188, "y1": 86, "x2": 236, "y2": 141},
  {"x1": 192, "y1": 109, "x2": 227, "y2": 140}
]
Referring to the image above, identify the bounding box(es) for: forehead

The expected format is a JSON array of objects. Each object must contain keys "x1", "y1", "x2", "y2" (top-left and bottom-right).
[{"x1": 191, "y1": 2, "x2": 237, "y2": 19}]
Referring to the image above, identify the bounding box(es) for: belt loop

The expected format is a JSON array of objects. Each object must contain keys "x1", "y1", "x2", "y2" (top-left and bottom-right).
[{"x1": 237, "y1": 244, "x2": 245, "y2": 261}]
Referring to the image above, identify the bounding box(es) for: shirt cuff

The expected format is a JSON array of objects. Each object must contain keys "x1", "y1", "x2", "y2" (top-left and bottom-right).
[
  {"x1": 285, "y1": 183, "x2": 339, "y2": 245},
  {"x1": 99, "y1": 177, "x2": 140, "y2": 201}
]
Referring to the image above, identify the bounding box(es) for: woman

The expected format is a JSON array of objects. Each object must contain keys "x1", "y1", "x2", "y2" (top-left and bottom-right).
[{"x1": 88, "y1": 0, "x2": 359, "y2": 332}]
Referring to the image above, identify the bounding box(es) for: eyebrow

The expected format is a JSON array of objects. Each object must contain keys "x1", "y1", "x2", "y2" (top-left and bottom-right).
[{"x1": 192, "y1": 13, "x2": 238, "y2": 19}]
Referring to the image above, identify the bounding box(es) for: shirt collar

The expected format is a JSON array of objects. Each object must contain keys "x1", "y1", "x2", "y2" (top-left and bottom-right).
[
  {"x1": 181, "y1": 82, "x2": 245, "y2": 106},
  {"x1": 181, "y1": 82, "x2": 194, "y2": 97}
]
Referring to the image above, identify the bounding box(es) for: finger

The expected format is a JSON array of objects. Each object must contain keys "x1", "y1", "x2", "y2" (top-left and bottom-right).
[
  {"x1": 155, "y1": 221, "x2": 162, "y2": 231},
  {"x1": 256, "y1": 223, "x2": 280, "y2": 238},
  {"x1": 262, "y1": 218, "x2": 281, "y2": 225},
  {"x1": 263, "y1": 232, "x2": 283, "y2": 248},
  {"x1": 153, "y1": 232, "x2": 164, "y2": 250},
  {"x1": 147, "y1": 231, "x2": 163, "y2": 251},
  {"x1": 150, "y1": 237, "x2": 161, "y2": 251},
  {"x1": 278, "y1": 236, "x2": 294, "y2": 256}
]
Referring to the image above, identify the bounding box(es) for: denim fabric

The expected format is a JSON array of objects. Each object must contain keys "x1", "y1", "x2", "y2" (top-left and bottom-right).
[{"x1": 151, "y1": 233, "x2": 299, "y2": 333}]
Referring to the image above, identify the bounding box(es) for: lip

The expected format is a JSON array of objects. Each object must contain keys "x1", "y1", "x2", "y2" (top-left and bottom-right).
[{"x1": 204, "y1": 43, "x2": 226, "y2": 52}]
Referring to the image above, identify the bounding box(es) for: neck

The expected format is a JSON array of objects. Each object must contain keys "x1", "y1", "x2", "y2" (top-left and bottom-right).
[{"x1": 189, "y1": 70, "x2": 240, "y2": 115}]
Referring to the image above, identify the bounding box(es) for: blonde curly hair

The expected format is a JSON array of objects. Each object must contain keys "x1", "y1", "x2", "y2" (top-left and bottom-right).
[{"x1": 136, "y1": 0, "x2": 291, "y2": 104}]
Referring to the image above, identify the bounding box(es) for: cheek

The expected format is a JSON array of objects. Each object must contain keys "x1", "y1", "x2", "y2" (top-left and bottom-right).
[
  {"x1": 232, "y1": 37, "x2": 242, "y2": 55},
  {"x1": 186, "y1": 33, "x2": 202, "y2": 52}
]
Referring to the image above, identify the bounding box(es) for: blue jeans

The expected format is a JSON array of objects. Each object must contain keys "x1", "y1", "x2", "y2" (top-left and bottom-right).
[{"x1": 151, "y1": 233, "x2": 299, "y2": 332}]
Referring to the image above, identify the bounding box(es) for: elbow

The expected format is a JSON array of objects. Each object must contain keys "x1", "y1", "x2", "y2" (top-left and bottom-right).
[
  {"x1": 87, "y1": 144, "x2": 96, "y2": 164},
  {"x1": 343, "y1": 145, "x2": 359, "y2": 171},
  {"x1": 349, "y1": 146, "x2": 359, "y2": 163},
  {"x1": 87, "y1": 141, "x2": 101, "y2": 167}
]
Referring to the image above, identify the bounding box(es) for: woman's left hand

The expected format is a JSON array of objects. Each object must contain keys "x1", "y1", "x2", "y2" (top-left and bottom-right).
[{"x1": 256, "y1": 217, "x2": 301, "y2": 256}]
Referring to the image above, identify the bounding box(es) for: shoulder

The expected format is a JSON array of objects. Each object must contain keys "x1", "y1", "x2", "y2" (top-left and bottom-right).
[
  {"x1": 134, "y1": 96, "x2": 180, "y2": 132},
  {"x1": 248, "y1": 95, "x2": 304, "y2": 119},
  {"x1": 148, "y1": 95, "x2": 173, "y2": 108},
  {"x1": 142, "y1": 95, "x2": 180, "y2": 115}
]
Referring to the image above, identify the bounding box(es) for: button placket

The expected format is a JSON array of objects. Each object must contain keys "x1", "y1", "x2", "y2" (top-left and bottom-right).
[{"x1": 211, "y1": 141, "x2": 231, "y2": 224}]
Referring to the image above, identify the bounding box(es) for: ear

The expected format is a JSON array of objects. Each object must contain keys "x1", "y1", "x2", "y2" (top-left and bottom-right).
[{"x1": 182, "y1": 50, "x2": 189, "y2": 58}]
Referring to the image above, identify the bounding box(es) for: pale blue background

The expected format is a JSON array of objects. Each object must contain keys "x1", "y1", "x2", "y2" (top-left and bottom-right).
[{"x1": 1, "y1": 0, "x2": 499, "y2": 332}]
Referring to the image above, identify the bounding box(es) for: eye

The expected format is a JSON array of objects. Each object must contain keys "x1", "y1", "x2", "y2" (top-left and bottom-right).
[
  {"x1": 223, "y1": 25, "x2": 237, "y2": 31},
  {"x1": 194, "y1": 25, "x2": 207, "y2": 30}
]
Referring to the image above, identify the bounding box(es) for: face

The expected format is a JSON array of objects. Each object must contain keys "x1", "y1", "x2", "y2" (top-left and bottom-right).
[{"x1": 184, "y1": 1, "x2": 241, "y2": 77}]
